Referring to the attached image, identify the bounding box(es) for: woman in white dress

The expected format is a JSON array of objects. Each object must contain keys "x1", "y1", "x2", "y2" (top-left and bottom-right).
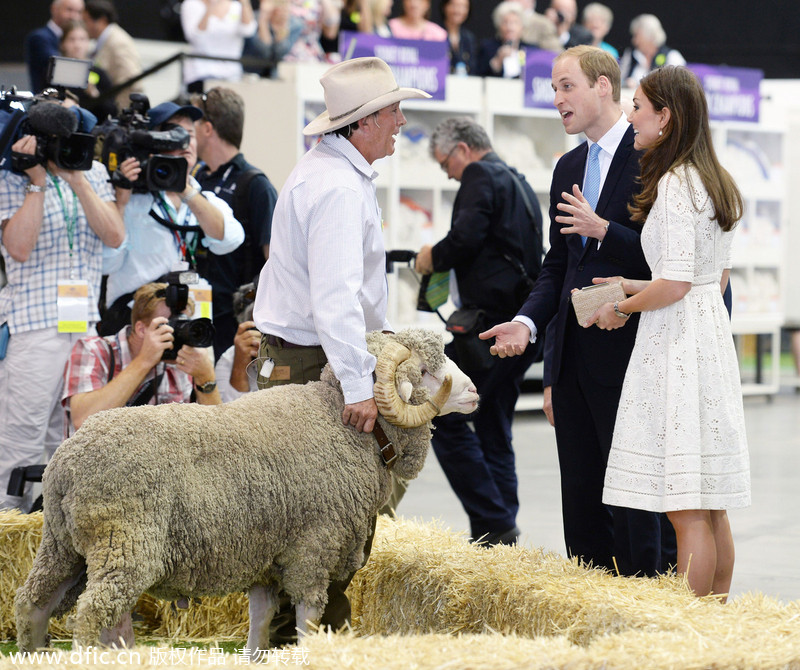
[{"x1": 587, "y1": 65, "x2": 751, "y2": 599}]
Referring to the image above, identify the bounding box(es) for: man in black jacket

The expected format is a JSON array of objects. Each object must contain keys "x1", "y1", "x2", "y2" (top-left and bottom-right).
[
  {"x1": 415, "y1": 117, "x2": 543, "y2": 546},
  {"x1": 192, "y1": 86, "x2": 278, "y2": 360}
]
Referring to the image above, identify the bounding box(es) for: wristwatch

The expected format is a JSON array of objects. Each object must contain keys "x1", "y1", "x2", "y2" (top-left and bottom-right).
[
  {"x1": 613, "y1": 302, "x2": 631, "y2": 320},
  {"x1": 25, "y1": 183, "x2": 46, "y2": 194},
  {"x1": 195, "y1": 380, "x2": 217, "y2": 394},
  {"x1": 181, "y1": 186, "x2": 202, "y2": 204}
]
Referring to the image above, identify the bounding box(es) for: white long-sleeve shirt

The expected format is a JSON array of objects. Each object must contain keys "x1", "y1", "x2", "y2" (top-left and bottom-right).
[
  {"x1": 103, "y1": 177, "x2": 244, "y2": 305},
  {"x1": 253, "y1": 134, "x2": 391, "y2": 404},
  {"x1": 180, "y1": 0, "x2": 257, "y2": 84}
]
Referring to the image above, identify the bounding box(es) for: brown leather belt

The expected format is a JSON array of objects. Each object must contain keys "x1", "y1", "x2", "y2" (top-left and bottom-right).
[
  {"x1": 373, "y1": 421, "x2": 397, "y2": 469},
  {"x1": 264, "y1": 334, "x2": 306, "y2": 349}
]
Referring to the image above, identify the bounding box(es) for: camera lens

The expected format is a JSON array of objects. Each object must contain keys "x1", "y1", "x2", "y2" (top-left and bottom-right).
[
  {"x1": 52, "y1": 134, "x2": 95, "y2": 171},
  {"x1": 147, "y1": 156, "x2": 188, "y2": 192},
  {"x1": 152, "y1": 159, "x2": 177, "y2": 186},
  {"x1": 184, "y1": 318, "x2": 215, "y2": 348}
]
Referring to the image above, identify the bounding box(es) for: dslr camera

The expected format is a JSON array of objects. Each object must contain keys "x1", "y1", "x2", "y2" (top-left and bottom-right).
[
  {"x1": 161, "y1": 270, "x2": 215, "y2": 361},
  {"x1": 95, "y1": 93, "x2": 189, "y2": 193},
  {"x1": 0, "y1": 56, "x2": 97, "y2": 173}
]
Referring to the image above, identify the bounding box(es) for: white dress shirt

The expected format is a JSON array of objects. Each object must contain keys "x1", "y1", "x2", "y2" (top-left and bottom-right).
[{"x1": 253, "y1": 134, "x2": 391, "y2": 405}]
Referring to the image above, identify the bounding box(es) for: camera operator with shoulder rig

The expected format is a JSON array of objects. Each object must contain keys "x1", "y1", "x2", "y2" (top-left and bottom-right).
[
  {"x1": 62, "y1": 280, "x2": 221, "y2": 435},
  {"x1": 100, "y1": 99, "x2": 244, "y2": 335},
  {"x1": 0, "y1": 98, "x2": 125, "y2": 511}
]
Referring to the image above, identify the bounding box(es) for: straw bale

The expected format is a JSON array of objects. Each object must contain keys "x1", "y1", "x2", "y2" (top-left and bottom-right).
[
  {"x1": 0, "y1": 511, "x2": 72, "y2": 641},
  {"x1": 302, "y1": 629, "x2": 591, "y2": 670},
  {"x1": 4, "y1": 510, "x2": 800, "y2": 669},
  {"x1": 349, "y1": 515, "x2": 705, "y2": 644}
]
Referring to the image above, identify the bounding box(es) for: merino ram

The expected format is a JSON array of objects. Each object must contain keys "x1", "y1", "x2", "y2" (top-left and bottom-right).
[{"x1": 15, "y1": 329, "x2": 478, "y2": 652}]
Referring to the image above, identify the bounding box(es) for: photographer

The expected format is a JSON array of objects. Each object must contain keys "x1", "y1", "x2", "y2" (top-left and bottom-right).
[
  {"x1": 215, "y1": 319, "x2": 260, "y2": 402},
  {"x1": 0, "y1": 101, "x2": 124, "y2": 511},
  {"x1": 102, "y1": 101, "x2": 244, "y2": 333},
  {"x1": 191, "y1": 86, "x2": 277, "y2": 360},
  {"x1": 63, "y1": 281, "x2": 221, "y2": 434}
]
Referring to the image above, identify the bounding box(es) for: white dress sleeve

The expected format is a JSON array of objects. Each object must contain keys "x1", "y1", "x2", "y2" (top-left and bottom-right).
[{"x1": 657, "y1": 169, "x2": 696, "y2": 282}]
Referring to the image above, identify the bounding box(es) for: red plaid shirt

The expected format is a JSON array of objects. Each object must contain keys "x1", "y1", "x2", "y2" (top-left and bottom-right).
[{"x1": 62, "y1": 326, "x2": 193, "y2": 435}]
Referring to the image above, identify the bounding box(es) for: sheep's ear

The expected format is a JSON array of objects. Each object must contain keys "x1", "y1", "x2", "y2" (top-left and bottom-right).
[{"x1": 399, "y1": 380, "x2": 413, "y2": 402}]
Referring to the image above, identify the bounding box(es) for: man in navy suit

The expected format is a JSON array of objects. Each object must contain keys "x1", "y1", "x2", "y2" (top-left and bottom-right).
[
  {"x1": 482, "y1": 45, "x2": 671, "y2": 576},
  {"x1": 416, "y1": 117, "x2": 543, "y2": 547},
  {"x1": 24, "y1": 0, "x2": 85, "y2": 93}
]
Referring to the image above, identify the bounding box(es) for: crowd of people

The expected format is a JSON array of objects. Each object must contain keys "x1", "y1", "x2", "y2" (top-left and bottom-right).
[
  {"x1": 21, "y1": 0, "x2": 686, "y2": 101},
  {"x1": 2, "y1": 0, "x2": 750, "y2": 639}
]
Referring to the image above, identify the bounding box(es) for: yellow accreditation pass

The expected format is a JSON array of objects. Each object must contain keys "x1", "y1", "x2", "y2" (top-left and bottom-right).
[
  {"x1": 189, "y1": 282, "x2": 213, "y2": 320},
  {"x1": 56, "y1": 279, "x2": 90, "y2": 333}
]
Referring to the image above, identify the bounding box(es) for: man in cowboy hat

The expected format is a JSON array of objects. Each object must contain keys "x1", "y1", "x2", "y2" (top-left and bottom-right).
[
  {"x1": 253, "y1": 57, "x2": 428, "y2": 430},
  {"x1": 251, "y1": 56, "x2": 428, "y2": 643}
]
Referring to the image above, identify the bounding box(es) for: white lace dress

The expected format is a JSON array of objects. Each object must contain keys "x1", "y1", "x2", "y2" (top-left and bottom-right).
[{"x1": 603, "y1": 165, "x2": 751, "y2": 513}]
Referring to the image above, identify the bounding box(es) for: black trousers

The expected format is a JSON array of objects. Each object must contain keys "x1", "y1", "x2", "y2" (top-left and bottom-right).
[
  {"x1": 551, "y1": 333, "x2": 675, "y2": 577},
  {"x1": 431, "y1": 340, "x2": 537, "y2": 539}
]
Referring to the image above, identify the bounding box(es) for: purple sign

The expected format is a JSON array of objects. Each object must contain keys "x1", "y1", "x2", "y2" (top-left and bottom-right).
[
  {"x1": 338, "y1": 31, "x2": 448, "y2": 100},
  {"x1": 523, "y1": 49, "x2": 558, "y2": 109},
  {"x1": 688, "y1": 64, "x2": 763, "y2": 123}
]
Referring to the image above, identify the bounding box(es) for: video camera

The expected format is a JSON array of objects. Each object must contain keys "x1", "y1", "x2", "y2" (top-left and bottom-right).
[
  {"x1": 94, "y1": 93, "x2": 189, "y2": 193},
  {"x1": 0, "y1": 56, "x2": 97, "y2": 173},
  {"x1": 161, "y1": 270, "x2": 215, "y2": 361}
]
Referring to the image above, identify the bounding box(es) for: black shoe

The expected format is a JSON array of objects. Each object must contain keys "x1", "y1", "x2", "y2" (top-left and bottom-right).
[{"x1": 473, "y1": 526, "x2": 520, "y2": 547}]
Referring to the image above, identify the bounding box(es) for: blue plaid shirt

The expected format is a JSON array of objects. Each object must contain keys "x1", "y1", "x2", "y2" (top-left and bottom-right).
[{"x1": 0, "y1": 163, "x2": 115, "y2": 334}]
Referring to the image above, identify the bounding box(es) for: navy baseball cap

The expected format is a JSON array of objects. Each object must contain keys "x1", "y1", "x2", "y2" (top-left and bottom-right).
[
  {"x1": 147, "y1": 102, "x2": 203, "y2": 129},
  {"x1": 70, "y1": 105, "x2": 98, "y2": 132}
]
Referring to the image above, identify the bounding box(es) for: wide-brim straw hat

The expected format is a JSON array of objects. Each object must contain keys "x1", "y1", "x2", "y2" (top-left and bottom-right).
[{"x1": 303, "y1": 57, "x2": 431, "y2": 136}]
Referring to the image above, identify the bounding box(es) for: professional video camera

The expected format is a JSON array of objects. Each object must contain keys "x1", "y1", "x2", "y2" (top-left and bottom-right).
[
  {"x1": 0, "y1": 56, "x2": 97, "y2": 173},
  {"x1": 94, "y1": 93, "x2": 189, "y2": 193},
  {"x1": 161, "y1": 270, "x2": 215, "y2": 361}
]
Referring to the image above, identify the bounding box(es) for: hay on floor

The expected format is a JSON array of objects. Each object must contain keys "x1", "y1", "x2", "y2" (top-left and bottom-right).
[{"x1": 3, "y1": 510, "x2": 800, "y2": 668}]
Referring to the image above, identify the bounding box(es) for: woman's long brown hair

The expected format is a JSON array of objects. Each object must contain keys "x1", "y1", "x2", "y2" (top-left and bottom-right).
[{"x1": 629, "y1": 66, "x2": 743, "y2": 232}]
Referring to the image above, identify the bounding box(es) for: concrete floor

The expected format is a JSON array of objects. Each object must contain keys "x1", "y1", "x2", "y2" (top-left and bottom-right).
[{"x1": 397, "y1": 391, "x2": 800, "y2": 604}]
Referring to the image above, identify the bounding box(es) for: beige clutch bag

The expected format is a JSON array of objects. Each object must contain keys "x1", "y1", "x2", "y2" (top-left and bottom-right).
[{"x1": 571, "y1": 281, "x2": 626, "y2": 324}]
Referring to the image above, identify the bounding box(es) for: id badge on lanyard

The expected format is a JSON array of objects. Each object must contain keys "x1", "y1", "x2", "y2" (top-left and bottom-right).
[
  {"x1": 57, "y1": 279, "x2": 90, "y2": 333},
  {"x1": 52, "y1": 175, "x2": 88, "y2": 333}
]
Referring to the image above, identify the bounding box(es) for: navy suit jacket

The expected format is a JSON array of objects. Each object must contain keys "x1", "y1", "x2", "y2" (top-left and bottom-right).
[
  {"x1": 518, "y1": 124, "x2": 650, "y2": 388},
  {"x1": 432, "y1": 152, "x2": 544, "y2": 325},
  {"x1": 25, "y1": 24, "x2": 60, "y2": 93}
]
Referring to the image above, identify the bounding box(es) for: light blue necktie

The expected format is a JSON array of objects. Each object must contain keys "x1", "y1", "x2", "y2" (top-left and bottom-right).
[{"x1": 582, "y1": 142, "x2": 602, "y2": 246}]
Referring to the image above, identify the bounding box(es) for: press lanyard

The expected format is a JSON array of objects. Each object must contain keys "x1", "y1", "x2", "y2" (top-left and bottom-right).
[
  {"x1": 156, "y1": 193, "x2": 199, "y2": 267},
  {"x1": 212, "y1": 164, "x2": 235, "y2": 196},
  {"x1": 49, "y1": 173, "x2": 79, "y2": 278}
]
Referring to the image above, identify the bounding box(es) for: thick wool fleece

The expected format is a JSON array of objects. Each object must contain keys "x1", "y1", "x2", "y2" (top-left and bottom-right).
[{"x1": 16, "y1": 331, "x2": 440, "y2": 650}]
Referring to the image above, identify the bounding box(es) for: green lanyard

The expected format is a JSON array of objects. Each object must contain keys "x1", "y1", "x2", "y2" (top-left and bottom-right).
[{"x1": 49, "y1": 173, "x2": 79, "y2": 278}]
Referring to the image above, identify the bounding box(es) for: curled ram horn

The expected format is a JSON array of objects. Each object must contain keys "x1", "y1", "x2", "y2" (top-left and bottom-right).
[{"x1": 373, "y1": 340, "x2": 452, "y2": 428}]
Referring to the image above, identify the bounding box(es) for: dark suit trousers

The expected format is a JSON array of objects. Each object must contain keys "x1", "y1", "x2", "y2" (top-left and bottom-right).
[
  {"x1": 432, "y1": 340, "x2": 537, "y2": 538},
  {"x1": 552, "y1": 321, "x2": 672, "y2": 577}
]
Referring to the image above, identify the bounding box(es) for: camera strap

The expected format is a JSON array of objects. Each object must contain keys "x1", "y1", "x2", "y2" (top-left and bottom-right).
[
  {"x1": 150, "y1": 194, "x2": 203, "y2": 266},
  {"x1": 105, "y1": 336, "x2": 165, "y2": 407}
]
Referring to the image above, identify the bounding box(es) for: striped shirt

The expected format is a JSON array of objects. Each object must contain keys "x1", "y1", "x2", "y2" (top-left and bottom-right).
[
  {"x1": 253, "y1": 134, "x2": 391, "y2": 405},
  {"x1": 62, "y1": 325, "x2": 192, "y2": 431},
  {"x1": 0, "y1": 163, "x2": 115, "y2": 334}
]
